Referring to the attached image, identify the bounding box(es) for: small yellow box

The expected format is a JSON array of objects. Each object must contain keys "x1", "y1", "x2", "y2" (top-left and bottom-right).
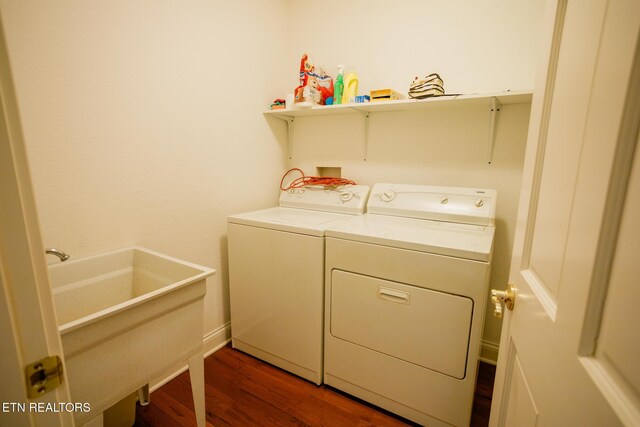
[{"x1": 370, "y1": 89, "x2": 405, "y2": 102}]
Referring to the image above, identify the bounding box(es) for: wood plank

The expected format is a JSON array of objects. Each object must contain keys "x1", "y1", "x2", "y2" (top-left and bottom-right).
[
  {"x1": 135, "y1": 394, "x2": 188, "y2": 427},
  {"x1": 135, "y1": 344, "x2": 494, "y2": 426},
  {"x1": 166, "y1": 361, "x2": 302, "y2": 426},
  {"x1": 475, "y1": 362, "x2": 496, "y2": 399}
]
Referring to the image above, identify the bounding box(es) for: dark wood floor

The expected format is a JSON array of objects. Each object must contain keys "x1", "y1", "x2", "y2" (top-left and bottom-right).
[{"x1": 135, "y1": 344, "x2": 496, "y2": 426}]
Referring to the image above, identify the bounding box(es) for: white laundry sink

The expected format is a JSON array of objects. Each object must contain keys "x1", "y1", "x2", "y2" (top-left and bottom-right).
[{"x1": 49, "y1": 247, "x2": 214, "y2": 426}]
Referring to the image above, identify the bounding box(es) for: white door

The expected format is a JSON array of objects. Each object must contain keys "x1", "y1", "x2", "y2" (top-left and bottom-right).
[
  {"x1": 490, "y1": 0, "x2": 640, "y2": 426},
  {"x1": 0, "y1": 11, "x2": 74, "y2": 427}
]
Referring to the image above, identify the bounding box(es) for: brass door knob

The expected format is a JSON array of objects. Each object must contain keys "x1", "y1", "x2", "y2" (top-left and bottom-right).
[{"x1": 491, "y1": 283, "x2": 516, "y2": 319}]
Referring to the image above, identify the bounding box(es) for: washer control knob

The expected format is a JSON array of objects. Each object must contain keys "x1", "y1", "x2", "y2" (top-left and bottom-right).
[
  {"x1": 475, "y1": 199, "x2": 484, "y2": 208},
  {"x1": 340, "y1": 191, "x2": 354, "y2": 202},
  {"x1": 441, "y1": 196, "x2": 449, "y2": 204},
  {"x1": 380, "y1": 190, "x2": 396, "y2": 202}
]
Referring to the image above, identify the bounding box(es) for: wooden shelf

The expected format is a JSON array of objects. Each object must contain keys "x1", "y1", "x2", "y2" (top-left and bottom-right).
[{"x1": 264, "y1": 90, "x2": 533, "y2": 162}]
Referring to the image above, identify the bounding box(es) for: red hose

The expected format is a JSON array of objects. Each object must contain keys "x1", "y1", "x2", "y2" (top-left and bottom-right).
[{"x1": 280, "y1": 168, "x2": 357, "y2": 191}]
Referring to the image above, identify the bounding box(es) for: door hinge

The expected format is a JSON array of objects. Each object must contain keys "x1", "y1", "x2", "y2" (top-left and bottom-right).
[{"x1": 25, "y1": 355, "x2": 64, "y2": 398}]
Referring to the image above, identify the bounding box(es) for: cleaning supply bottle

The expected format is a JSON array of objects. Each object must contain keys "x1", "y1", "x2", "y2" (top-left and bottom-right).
[
  {"x1": 334, "y1": 65, "x2": 344, "y2": 105},
  {"x1": 342, "y1": 68, "x2": 358, "y2": 104}
]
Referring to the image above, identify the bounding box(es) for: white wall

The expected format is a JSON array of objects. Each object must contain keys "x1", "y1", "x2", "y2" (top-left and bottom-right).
[
  {"x1": 0, "y1": 0, "x2": 290, "y2": 341},
  {"x1": 1, "y1": 0, "x2": 545, "y2": 363},
  {"x1": 284, "y1": 0, "x2": 545, "y2": 358},
  {"x1": 286, "y1": 0, "x2": 544, "y2": 96}
]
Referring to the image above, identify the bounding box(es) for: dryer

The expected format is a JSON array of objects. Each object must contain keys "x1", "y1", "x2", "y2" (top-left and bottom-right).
[
  {"x1": 228, "y1": 184, "x2": 369, "y2": 384},
  {"x1": 323, "y1": 183, "x2": 496, "y2": 426}
]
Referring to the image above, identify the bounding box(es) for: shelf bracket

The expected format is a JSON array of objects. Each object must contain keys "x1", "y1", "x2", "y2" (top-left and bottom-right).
[
  {"x1": 349, "y1": 107, "x2": 370, "y2": 161},
  {"x1": 273, "y1": 114, "x2": 295, "y2": 159},
  {"x1": 487, "y1": 97, "x2": 501, "y2": 164}
]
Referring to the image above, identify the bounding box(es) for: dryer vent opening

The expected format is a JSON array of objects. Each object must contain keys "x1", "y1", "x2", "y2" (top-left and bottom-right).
[{"x1": 316, "y1": 166, "x2": 341, "y2": 178}]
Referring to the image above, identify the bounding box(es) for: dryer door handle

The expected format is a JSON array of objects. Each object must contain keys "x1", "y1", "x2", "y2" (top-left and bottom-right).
[{"x1": 378, "y1": 287, "x2": 410, "y2": 304}]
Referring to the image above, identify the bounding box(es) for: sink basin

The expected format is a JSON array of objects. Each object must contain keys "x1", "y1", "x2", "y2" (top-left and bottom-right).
[{"x1": 49, "y1": 247, "x2": 215, "y2": 426}]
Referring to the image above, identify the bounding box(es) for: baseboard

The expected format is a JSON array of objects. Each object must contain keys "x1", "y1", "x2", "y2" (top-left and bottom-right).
[
  {"x1": 203, "y1": 321, "x2": 232, "y2": 358},
  {"x1": 479, "y1": 341, "x2": 499, "y2": 365},
  {"x1": 148, "y1": 322, "x2": 231, "y2": 393}
]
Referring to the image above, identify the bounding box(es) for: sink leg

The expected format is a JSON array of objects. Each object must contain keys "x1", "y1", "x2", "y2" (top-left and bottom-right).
[
  {"x1": 188, "y1": 352, "x2": 206, "y2": 427},
  {"x1": 137, "y1": 383, "x2": 150, "y2": 406}
]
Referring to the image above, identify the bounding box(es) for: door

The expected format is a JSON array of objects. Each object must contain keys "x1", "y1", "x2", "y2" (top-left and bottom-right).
[
  {"x1": 0, "y1": 10, "x2": 74, "y2": 427},
  {"x1": 490, "y1": 0, "x2": 640, "y2": 426}
]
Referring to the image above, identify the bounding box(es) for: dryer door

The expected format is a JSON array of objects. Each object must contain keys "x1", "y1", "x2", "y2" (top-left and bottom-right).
[{"x1": 330, "y1": 269, "x2": 473, "y2": 379}]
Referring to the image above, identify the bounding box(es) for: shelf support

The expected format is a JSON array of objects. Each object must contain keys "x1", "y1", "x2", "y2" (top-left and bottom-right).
[
  {"x1": 487, "y1": 97, "x2": 501, "y2": 164},
  {"x1": 349, "y1": 107, "x2": 370, "y2": 161},
  {"x1": 273, "y1": 114, "x2": 295, "y2": 159}
]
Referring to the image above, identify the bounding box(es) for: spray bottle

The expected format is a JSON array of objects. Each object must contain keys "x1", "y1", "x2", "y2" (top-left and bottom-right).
[{"x1": 334, "y1": 65, "x2": 344, "y2": 105}]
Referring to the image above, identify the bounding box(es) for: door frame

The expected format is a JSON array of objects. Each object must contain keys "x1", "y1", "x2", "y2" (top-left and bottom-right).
[{"x1": 0, "y1": 8, "x2": 74, "y2": 427}]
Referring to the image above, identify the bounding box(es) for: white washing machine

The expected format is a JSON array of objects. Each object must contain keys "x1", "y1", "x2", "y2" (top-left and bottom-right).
[
  {"x1": 323, "y1": 183, "x2": 496, "y2": 426},
  {"x1": 227, "y1": 184, "x2": 370, "y2": 385}
]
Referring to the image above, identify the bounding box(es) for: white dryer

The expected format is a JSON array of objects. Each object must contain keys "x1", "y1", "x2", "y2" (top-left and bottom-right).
[
  {"x1": 323, "y1": 183, "x2": 496, "y2": 426},
  {"x1": 227, "y1": 184, "x2": 369, "y2": 385}
]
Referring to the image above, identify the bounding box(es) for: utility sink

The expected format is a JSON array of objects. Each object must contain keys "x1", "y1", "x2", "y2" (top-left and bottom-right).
[{"x1": 49, "y1": 247, "x2": 215, "y2": 426}]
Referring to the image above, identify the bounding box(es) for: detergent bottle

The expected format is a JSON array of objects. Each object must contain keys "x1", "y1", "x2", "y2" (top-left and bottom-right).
[
  {"x1": 334, "y1": 65, "x2": 344, "y2": 105},
  {"x1": 342, "y1": 68, "x2": 358, "y2": 104}
]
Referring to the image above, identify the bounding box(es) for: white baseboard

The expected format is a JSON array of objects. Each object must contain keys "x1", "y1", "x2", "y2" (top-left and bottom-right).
[
  {"x1": 479, "y1": 340, "x2": 499, "y2": 365},
  {"x1": 149, "y1": 322, "x2": 231, "y2": 393},
  {"x1": 203, "y1": 321, "x2": 232, "y2": 358}
]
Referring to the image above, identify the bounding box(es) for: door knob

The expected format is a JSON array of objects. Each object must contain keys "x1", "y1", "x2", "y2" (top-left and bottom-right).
[{"x1": 491, "y1": 283, "x2": 516, "y2": 319}]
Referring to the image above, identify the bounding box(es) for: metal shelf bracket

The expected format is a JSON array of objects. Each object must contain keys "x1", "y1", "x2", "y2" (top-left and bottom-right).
[
  {"x1": 487, "y1": 97, "x2": 501, "y2": 164},
  {"x1": 273, "y1": 114, "x2": 295, "y2": 159},
  {"x1": 349, "y1": 108, "x2": 370, "y2": 161}
]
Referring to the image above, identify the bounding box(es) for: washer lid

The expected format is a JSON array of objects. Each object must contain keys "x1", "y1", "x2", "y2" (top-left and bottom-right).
[
  {"x1": 325, "y1": 214, "x2": 495, "y2": 262},
  {"x1": 228, "y1": 207, "x2": 354, "y2": 237},
  {"x1": 368, "y1": 183, "x2": 497, "y2": 226},
  {"x1": 279, "y1": 184, "x2": 370, "y2": 215}
]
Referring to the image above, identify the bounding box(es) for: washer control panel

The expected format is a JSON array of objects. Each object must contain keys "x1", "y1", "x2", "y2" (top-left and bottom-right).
[
  {"x1": 369, "y1": 183, "x2": 497, "y2": 226},
  {"x1": 280, "y1": 185, "x2": 370, "y2": 215}
]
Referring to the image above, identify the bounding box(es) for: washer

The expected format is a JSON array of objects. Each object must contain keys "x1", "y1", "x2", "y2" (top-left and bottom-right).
[
  {"x1": 227, "y1": 184, "x2": 370, "y2": 385},
  {"x1": 323, "y1": 183, "x2": 496, "y2": 426}
]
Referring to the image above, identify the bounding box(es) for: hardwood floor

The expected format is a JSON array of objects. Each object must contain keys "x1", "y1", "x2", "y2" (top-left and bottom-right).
[{"x1": 135, "y1": 344, "x2": 496, "y2": 426}]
